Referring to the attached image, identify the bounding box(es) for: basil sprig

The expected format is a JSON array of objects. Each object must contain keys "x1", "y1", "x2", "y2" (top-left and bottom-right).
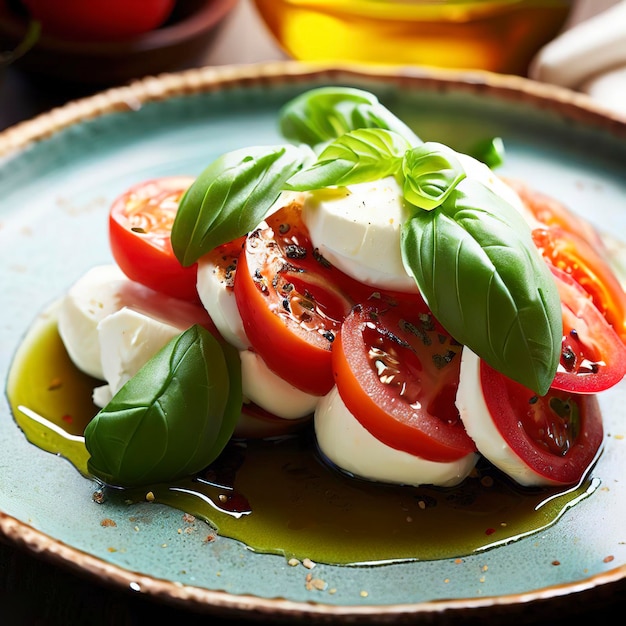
[
  {"x1": 286, "y1": 128, "x2": 411, "y2": 189},
  {"x1": 286, "y1": 130, "x2": 465, "y2": 211},
  {"x1": 401, "y1": 142, "x2": 467, "y2": 210},
  {"x1": 171, "y1": 87, "x2": 422, "y2": 267},
  {"x1": 401, "y1": 180, "x2": 562, "y2": 395},
  {"x1": 85, "y1": 325, "x2": 242, "y2": 488}
]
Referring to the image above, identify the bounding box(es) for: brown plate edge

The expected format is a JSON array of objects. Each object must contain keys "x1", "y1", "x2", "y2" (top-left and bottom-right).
[
  {"x1": 1, "y1": 60, "x2": 626, "y2": 158},
  {"x1": 2, "y1": 509, "x2": 625, "y2": 624}
]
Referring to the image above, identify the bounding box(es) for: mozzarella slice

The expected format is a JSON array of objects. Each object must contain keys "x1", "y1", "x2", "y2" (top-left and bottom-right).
[
  {"x1": 239, "y1": 349, "x2": 319, "y2": 420},
  {"x1": 302, "y1": 176, "x2": 417, "y2": 292},
  {"x1": 58, "y1": 263, "x2": 212, "y2": 380},
  {"x1": 94, "y1": 307, "x2": 185, "y2": 405},
  {"x1": 58, "y1": 264, "x2": 130, "y2": 379},
  {"x1": 196, "y1": 249, "x2": 249, "y2": 352},
  {"x1": 455, "y1": 348, "x2": 555, "y2": 487},
  {"x1": 315, "y1": 386, "x2": 478, "y2": 488}
]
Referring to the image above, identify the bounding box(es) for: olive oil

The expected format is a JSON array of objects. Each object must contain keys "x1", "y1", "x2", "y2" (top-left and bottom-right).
[
  {"x1": 7, "y1": 310, "x2": 599, "y2": 565},
  {"x1": 253, "y1": 0, "x2": 573, "y2": 76}
]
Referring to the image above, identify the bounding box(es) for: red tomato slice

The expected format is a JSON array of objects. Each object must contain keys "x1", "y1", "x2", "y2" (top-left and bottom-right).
[
  {"x1": 234, "y1": 201, "x2": 367, "y2": 396},
  {"x1": 533, "y1": 226, "x2": 626, "y2": 343},
  {"x1": 478, "y1": 359, "x2": 604, "y2": 485},
  {"x1": 505, "y1": 178, "x2": 604, "y2": 249},
  {"x1": 109, "y1": 176, "x2": 199, "y2": 303},
  {"x1": 333, "y1": 302, "x2": 477, "y2": 463},
  {"x1": 550, "y1": 265, "x2": 626, "y2": 393}
]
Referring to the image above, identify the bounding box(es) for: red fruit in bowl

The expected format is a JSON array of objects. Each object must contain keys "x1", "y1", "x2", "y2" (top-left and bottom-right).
[{"x1": 21, "y1": 0, "x2": 176, "y2": 41}]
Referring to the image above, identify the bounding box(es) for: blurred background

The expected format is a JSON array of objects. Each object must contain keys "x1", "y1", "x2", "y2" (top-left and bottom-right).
[{"x1": 1, "y1": 0, "x2": 625, "y2": 132}]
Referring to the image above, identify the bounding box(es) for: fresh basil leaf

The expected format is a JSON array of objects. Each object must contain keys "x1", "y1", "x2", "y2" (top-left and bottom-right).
[
  {"x1": 278, "y1": 86, "x2": 421, "y2": 149},
  {"x1": 402, "y1": 142, "x2": 467, "y2": 211},
  {"x1": 84, "y1": 325, "x2": 242, "y2": 488},
  {"x1": 469, "y1": 137, "x2": 505, "y2": 169},
  {"x1": 401, "y1": 179, "x2": 561, "y2": 396},
  {"x1": 286, "y1": 128, "x2": 410, "y2": 190},
  {"x1": 171, "y1": 144, "x2": 312, "y2": 266}
]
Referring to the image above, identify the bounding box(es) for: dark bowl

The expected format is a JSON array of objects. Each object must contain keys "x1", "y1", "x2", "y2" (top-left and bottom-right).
[{"x1": 0, "y1": 0, "x2": 239, "y2": 86}]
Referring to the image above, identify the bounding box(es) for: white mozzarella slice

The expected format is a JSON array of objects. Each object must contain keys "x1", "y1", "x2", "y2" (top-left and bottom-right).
[
  {"x1": 95, "y1": 307, "x2": 184, "y2": 403},
  {"x1": 315, "y1": 386, "x2": 478, "y2": 488},
  {"x1": 239, "y1": 349, "x2": 319, "y2": 420},
  {"x1": 302, "y1": 176, "x2": 417, "y2": 292},
  {"x1": 58, "y1": 264, "x2": 130, "y2": 379},
  {"x1": 196, "y1": 253, "x2": 249, "y2": 351},
  {"x1": 58, "y1": 263, "x2": 212, "y2": 381},
  {"x1": 455, "y1": 348, "x2": 555, "y2": 487}
]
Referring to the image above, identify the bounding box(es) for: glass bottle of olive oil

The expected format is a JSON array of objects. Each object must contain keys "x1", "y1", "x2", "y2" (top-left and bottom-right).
[{"x1": 252, "y1": 0, "x2": 573, "y2": 75}]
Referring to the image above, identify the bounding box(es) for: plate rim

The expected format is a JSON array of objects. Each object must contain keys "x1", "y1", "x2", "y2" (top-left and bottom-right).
[
  {"x1": 2, "y1": 509, "x2": 625, "y2": 622},
  {"x1": 2, "y1": 60, "x2": 626, "y2": 158},
  {"x1": 1, "y1": 60, "x2": 626, "y2": 622}
]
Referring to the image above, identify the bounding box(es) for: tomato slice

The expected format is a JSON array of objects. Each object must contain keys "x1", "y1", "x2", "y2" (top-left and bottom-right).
[
  {"x1": 234, "y1": 201, "x2": 367, "y2": 396},
  {"x1": 505, "y1": 177, "x2": 604, "y2": 249},
  {"x1": 478, "y1": 358, "x2": 604, "y2": 485},
  {"x1": 333, "y1": 301, "x2": 477, "y2": 463},
  {"x1": 550, "y1": 265, "x2": 626, "y2": 393},
  {"x1": 533, "y1": 226, "x2": 626, "y2": 343},
  {"x1": 109, "y1": 176, "x2": 199, "y2": 302}
]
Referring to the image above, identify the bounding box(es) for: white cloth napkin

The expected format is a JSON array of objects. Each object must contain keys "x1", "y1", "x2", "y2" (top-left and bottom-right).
[{"x1": 529, "y1": 0, "x2": 626, "y2": 117}]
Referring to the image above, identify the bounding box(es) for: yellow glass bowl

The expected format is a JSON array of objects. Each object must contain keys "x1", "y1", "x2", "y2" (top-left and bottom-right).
[{"x1": 252, "y1": 0, "x2": 574, "y2": 75}]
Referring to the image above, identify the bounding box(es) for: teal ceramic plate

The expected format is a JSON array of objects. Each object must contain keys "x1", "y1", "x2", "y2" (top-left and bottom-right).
[{"x1": 1, "y1": 62, "x2": 625, "y2": 623}]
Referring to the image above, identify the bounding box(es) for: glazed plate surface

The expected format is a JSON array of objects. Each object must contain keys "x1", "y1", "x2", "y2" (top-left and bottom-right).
[{"x1": 1, "y1": 62, "x2": 625, "y2": 623}]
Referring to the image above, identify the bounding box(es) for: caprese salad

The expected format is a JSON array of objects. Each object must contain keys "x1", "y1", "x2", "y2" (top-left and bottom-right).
[{"x1": 56, "y1": 87, "x2": 626, "y2": 492}]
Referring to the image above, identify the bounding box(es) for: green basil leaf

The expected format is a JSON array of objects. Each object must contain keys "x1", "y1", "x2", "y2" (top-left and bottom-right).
[
  {"x1": 401, "y1": 179, "x2": 561, "y2": 395},
  {"x1": 469, "y1": 137, "x2": 506, "y2": 169},
  {"x1": 278, "y1": 86, "x2": 421, "y2": 149},
  {"x1": 171, "y1": 144, "x2": 312, "y2": 266},
  {"x1": 402, "y1": 142, "x2": 467, "y2": 211},
  {"x1": 84, "y1": 325, "x2": 242, "y2": 488},
  {"x1": 285, "y1": 128, "x2": 410, "y2": 190}
]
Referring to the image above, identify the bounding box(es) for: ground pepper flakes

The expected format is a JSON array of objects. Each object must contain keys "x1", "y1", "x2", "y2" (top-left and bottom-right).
[
  {"x1": 603, "y1": 555, "x2": 614, "y2": 563},
  {"x1": 100, "y1": 518, "x2": 116, "y2": 527}
]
